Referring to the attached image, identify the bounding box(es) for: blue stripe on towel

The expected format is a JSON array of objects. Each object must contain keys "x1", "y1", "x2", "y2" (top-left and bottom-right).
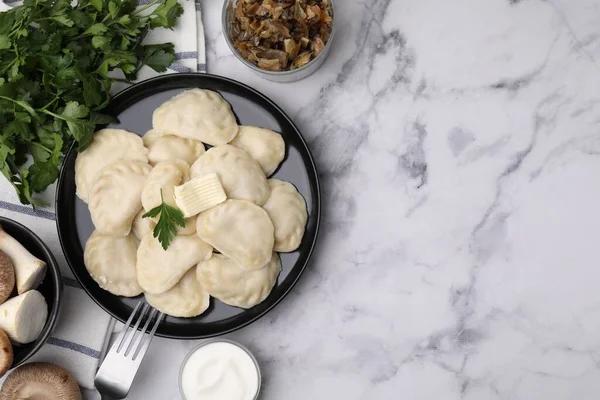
[
  {"x1": 197, "y1": 63, "x2": 207, "y2": 72},
  {"x1": 47, "y1": 337, "x2": 101, "y2": 359},
  {"x1": 0, "y1": 201, "x2": 56, "y2": 221},
  {"x1": 175, "y1": 51, "x2": 198, "y2": 60},
  {"x1": 168, "y1": 63, "x2": 193, "y2": 73}
]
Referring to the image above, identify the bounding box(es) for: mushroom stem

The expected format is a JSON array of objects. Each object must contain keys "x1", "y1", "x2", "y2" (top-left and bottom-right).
[
  {"x1": 0, "y1": 290, "x2": 48, "y2": 344},
  {"x1": 0, "y1": 225, "x2": 47, "y2": 294}
]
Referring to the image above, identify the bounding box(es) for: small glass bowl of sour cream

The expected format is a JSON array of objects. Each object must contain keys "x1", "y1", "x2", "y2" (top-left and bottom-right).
[{"x1": 179, "y1": 339, "x2": 261, "y2": 400}]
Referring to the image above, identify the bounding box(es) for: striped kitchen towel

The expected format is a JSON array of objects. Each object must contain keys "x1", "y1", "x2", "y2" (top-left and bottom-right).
[{"x1": 0, "y1": 0, "x2": 206, "y2": 391}]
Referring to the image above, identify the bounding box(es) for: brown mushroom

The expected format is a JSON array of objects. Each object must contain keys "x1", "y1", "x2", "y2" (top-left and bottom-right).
[
  {"x1": 0, "y1": 329, "x2": 13, "y2": 378},
  {"x1": 0, "y1": 251, "x2": 14, "y2": 304},
  {"x1": 0, "y1": 362, "x2": 82, "y2": 400}
]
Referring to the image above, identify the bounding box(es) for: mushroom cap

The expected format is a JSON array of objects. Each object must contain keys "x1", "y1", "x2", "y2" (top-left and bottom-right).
[
  {"x1": 0, "y1": 329, "x2": 12, "y2": 378},
  {"x1": 0, "y1": 250, "x2": 14, "y2": 304},
  {"x1": 0, "y1": 362, "x2": 82, "y2": 400}
]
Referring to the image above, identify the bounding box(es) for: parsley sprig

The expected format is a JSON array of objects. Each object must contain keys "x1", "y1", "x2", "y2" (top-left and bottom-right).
[
  {"x1": 0, "y1": 0, "x2": 183, "y2": 205},
  {"x1": 142, "y1": 190, "x2": 185, "y2": 250}
]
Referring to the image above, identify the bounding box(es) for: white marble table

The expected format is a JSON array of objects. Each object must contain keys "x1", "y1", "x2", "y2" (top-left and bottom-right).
[{"x1": 109, "y1": 0, "x2": 600, "y2": 398}]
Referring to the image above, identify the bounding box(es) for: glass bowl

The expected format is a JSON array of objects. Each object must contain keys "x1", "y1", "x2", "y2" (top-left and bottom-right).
[
  {"x1": 179, "y1": 338, "x2": 261, "y2": 400},
  {"x1": 222, "y1": 0, "x2": 336, "y2": 83}
]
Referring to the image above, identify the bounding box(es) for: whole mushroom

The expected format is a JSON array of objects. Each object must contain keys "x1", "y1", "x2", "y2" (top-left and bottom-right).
[
  {"x1": 0, "y1": 329, "x2": 12, "y2": 378},
  {"x1": 0, "y1": 251, "x2": 14, "y2": 304},
  {"x1": 0, "y1": 226, "x2": 46, "y2": 295},
  {"x1": 0, "y1": 362, "x2": 82, "y2": 400}
]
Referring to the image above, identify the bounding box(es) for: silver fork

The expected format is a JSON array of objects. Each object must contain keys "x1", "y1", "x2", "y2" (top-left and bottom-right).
[{"x1": 95, "y1": 302, "x2": 165, "y2": 399}]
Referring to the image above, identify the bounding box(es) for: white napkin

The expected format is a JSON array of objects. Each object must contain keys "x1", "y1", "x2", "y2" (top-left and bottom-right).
[
  {"x1": 0, "y1": 0, "x2": 206, "y2": 390},
  {"x1": 0, "y1": 200, "x2": 115, "y2": 390}
]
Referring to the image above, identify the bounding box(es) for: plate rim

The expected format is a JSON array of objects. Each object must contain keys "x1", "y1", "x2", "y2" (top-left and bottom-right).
[{"x1": 55, "y1": 72, "x2": 321, "y2": 339}]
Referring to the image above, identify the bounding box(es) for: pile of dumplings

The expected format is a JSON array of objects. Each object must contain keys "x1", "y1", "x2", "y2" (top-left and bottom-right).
[{"x1": 75, "y1": 89, "x2": 308, "y2": 318}]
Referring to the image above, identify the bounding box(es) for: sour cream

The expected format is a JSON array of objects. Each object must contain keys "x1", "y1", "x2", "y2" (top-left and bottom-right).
[{"x1": 180, "y1": 340, "x2": 260, "y2": 400}]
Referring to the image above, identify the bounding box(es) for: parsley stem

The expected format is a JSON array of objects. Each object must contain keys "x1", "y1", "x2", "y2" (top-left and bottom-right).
[
  {"x1": 40, "y1": 96, "x2": 60, "y2": 111},
  {"x1": 38, "y1": 109, "x2": 61, "y2": 119},
  {"x1": 30, "y1": 142, "x2": 52, "y2": 154},
  {"x1": 133, "y1": 0, "x2": 160, "y2": 15},
  {"x1": 38, "y1": 109, "x2": 74, "y2": 123},
  {"x1": 0, "y1": 96, "x2": 36, "y2": 116}
]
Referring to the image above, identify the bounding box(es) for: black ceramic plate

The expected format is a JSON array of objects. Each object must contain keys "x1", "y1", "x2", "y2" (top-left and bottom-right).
[
  {"x1": 55, "y1": 73, "x2": 320, "y2": 339},
  {"x1": 0, "y1": 217, "x2": 62, "y2": 367}
]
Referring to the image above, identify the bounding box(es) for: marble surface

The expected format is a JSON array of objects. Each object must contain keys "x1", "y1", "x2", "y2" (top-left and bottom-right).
[{"x1": 98, "y1": 0, "x2": 600, "y2": 398}]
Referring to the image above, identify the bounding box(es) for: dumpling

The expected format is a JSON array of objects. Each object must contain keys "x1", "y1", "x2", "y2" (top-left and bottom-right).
[
  {"x1": 143, "y1": 129, "x2": 205, "y2": 166},
  {"x1": 196, "y1": 200, "x2": 274, "y2": 271},
  {"x1": 177, "y1": 217, "x2": 198, "y2": 235},
  {"x1": 141, "y1": 160, "x2": 189, "y2": 210},
  {"x1": 145, "y1": 269, "x2": 210, "y2": 317},
  {"x1": 132, "y1": 209, "x2": 155, "y2": 241},
  {"x1": 84, "y1": 231, "x2": 142, "y2": 297},
  {"x1": 75, "y1": 129, "x2": 148, "y2": 203},
  {"x1": 229, "y1": 126, "x2": 285, "y2": 176},
  {"x1": 137, "y1": 233, "x2": 213, "y2": 294},
  {"x1": 197, "y1": 253, "x2": 281, "y2": 309},
  {"x1": 190, "y1": 145, "x2": 270, "y2": 206},
  {"x1": 262, "y1": 180, "x2": 308, "y2": 252},
  {"x1": 141, "y1": 160, "x2": 196, "y2": 234},
  {"x1": 89, "y1": 160, "x2": 152, "y2": 237},
  {"x1": 152, "y1": 89, "x2": 238, "y2": 146}
]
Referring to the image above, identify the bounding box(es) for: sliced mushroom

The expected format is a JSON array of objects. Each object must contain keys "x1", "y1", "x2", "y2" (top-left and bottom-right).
[
  {"x1": 0, "y1": 290, "x2": 48, "y2": 344},
  {"x1": 284, "y1": 38, "x2": 300, "y2": 60},
  {"x1": 258, "y1": 58, "x2": 282, "y2": 71},
  {"x1": 0, "y1": 328, "x2": 13, "y2": 378},
  {"x1": 312, "y1": 37, "x2": 325, "y2": 56},
  {"x1": 299, "y1": 36, "x2": 310, "y2": 49},
  {"x1": 292, "y1": 51, "x2": 312, "y2": 69},
  {"x1": 259, "y1": 49, "x2": 288, "y2": 66},
  {"x1": 0, "y1": 226, "x2": 46, "y2": 294},
  {"x1": 0, "y1": 251, "x2": 14, "y2": 304},
  {"x1": 0, "y1": 362, "x2": 82, "y2": 400}
]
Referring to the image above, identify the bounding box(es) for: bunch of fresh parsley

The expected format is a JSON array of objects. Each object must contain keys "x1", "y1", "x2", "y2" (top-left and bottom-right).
[{"x1": 0, "y1": 0, "x2": 183, "y2": 205}]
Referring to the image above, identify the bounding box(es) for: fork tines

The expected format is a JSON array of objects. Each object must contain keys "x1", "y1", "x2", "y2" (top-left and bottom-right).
[
  {"x1": 95, "y1": 302, "x2": 165, "y2": 399},
  {"x1": 115, "y1": 302, "x2": 164, "y2": 361}
]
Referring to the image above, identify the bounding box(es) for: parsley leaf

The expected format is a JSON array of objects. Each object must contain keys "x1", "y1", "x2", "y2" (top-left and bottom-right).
[
  {"x1": 50, "y1": 14, "x2": 74, "y2": 27},
  {"x1": 0, "y1": 35, "x2": 10, "y2": 50},
  {"x1": 29, "y1": 160, "x2": 59, "y2": 192},
  {"x1": 83, "y1": 22, "x2": 107, "y2": 36},
  {"x1": 149, "y1": 0, "x2": 183, "y2": 29},
  {"x1": 142, "y1": 190, "x2": 185, "y2": 250},
  {"x1": 62, "y1": 101, "x2": 89, "y2": 119},
  {"x1": 141, "y1": 43, "x2": 175, "y2": 72},
  {"x1": 90, "y1": 0, "x2": 102, "y2": 12}
]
